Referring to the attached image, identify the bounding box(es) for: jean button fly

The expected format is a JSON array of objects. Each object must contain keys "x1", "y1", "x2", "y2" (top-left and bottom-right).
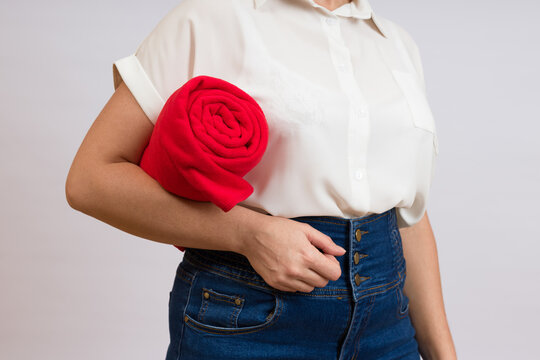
[{"x1": 355, "y1": 228, "x2": 363, "y2": 242}]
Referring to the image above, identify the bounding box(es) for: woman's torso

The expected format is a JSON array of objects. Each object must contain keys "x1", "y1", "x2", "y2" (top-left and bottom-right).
[{"x1": 115, "y1": 0, "x2": 439, "y2": 228}]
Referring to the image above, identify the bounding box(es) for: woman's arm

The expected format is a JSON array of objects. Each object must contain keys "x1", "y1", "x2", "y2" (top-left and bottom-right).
[
  {"x1": 399, "y1": 211, "x2": 457, "y2": 360},
  {"x1": 65, "y1": 81, "x2": 264, "y2": 252},
  {"x1": 65, "y1": 81, "x2": 344, "y2": 293}
]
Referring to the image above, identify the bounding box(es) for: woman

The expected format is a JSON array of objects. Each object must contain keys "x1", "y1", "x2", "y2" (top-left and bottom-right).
[{"x1": 66, "y1": 0, "x2": 456, "y2": 358}]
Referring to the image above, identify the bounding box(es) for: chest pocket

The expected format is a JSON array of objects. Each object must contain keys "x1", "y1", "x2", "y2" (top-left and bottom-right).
[{"x1": 392, "y1": 69, "x2": 439, "y2": 155}]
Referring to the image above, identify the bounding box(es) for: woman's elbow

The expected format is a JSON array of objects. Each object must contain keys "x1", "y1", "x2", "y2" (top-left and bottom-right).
[{"x1": 65, "y1": 166, "x2": 93, "y2": 211}]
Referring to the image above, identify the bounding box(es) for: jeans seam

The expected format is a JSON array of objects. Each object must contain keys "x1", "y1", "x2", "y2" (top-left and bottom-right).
[
  {"x1": 176, "y1": 265, "x2": 195, "y2": 285},
  {"x1": 351, "y1": 295, "x2": 377, "y2": 360},
  {"x1": 356, "y1": 276, "x2": 401, "y2": 296},
  {"x1": 175, "y1": 267, "x2": 199, "y2": 360},
  {"x1": 356, "y1": 280, "x2": 400, "y2": 301}
]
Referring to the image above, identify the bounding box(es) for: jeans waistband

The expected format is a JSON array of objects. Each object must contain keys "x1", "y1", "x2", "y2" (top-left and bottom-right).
[{"x1": 182, "y1": 207, "x2": 405, "y2": 300}]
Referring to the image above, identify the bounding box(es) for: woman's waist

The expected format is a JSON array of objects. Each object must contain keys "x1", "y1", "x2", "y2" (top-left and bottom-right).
[{"x1": 180, "y1": 207, "x2": 405, "y2": 296}]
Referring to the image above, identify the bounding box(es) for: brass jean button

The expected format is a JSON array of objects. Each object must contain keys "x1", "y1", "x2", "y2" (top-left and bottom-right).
[
  {"x1": 235, "y1": 298, "x2": 242, "y2": 306},
  {"x1": 354, "y1": 274, "x2": 370, "y2": 286},
  {"x1": 355, "y1": 228, "x2": 368, "y2": 242},
  {"x1": 354, "y1": 252, "x2": 368, "y2": 264},
  {"x1": 355, "y1": 228, "x2": 362, "y2": 242},
  {"x1": 203, "y1": 291, "x2": 210, "y2": 299}
]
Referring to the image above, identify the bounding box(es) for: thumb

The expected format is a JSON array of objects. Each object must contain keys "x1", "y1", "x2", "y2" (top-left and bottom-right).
[{"x1": 305, "y1": 226, "x2": 346, "y2": 256}]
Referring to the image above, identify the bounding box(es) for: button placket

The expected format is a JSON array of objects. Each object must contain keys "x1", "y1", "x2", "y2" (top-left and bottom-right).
[
  {"x1": 321, "y1": 15, "x2": 370, "y2": 204},
  {"x1": 352, "y1": 227, "x2": 370, "y2": 288}
]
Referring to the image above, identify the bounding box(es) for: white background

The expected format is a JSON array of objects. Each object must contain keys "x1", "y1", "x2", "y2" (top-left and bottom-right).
[{"x1": 1, "y1": 0, "x2": 538, "y2": 359}]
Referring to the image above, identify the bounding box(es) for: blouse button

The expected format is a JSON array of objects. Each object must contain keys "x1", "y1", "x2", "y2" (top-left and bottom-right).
[
  {"x1": 325, "y1": 17, "x2": 337, "y2": 25},
  {"x1": 354, "y1": 169, "x2": 364, "y2": 180}
]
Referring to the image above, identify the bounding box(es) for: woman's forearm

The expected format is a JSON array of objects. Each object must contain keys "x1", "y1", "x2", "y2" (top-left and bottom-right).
[
  {"x1": 399, "y1": 211, "x2": 457, "y2": 360},
  {"x1": 65, "y1": 160, "x2": 265, "y2": 253}
]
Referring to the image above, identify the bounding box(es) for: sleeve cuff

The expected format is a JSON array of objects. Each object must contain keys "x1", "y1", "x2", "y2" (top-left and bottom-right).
[
  {"x1": 112, "y1": 54, "x2": 164, "y2": 124},
  {"x1": 395, "y1": 206, "x2": 425, "y2": 229}
]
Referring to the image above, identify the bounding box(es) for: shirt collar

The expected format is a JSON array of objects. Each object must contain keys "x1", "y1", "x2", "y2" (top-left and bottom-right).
[{"x1": 253, "y1": 0, "x2": 389, "y2": 39}]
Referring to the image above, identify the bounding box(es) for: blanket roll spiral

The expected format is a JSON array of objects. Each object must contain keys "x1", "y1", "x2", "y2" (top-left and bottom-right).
[{"x1": 139, "y1": 75, "x2": 269, "y2": 252}]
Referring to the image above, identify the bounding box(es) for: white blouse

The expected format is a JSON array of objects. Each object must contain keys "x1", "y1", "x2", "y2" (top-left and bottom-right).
[{"x1": 112, "y1": 0, "x2": 439, "y2": 229}]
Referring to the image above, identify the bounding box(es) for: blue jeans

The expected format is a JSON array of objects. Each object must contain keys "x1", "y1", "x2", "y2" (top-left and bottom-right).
[{"x1": 165, "y1": 207, "x2": 421, "y2": 359}]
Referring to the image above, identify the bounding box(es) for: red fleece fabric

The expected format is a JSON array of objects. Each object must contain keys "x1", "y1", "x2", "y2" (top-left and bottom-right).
[{"x1": 139, "y1": 75, "x2": 268, "y2": 252}]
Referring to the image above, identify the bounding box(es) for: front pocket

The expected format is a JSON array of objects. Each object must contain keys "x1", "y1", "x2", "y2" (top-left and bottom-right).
[
  {"x1": 183, "y1": 270, "x2": 283, "y2": 335},
  {"x1": 392, "y1": 69, "x2": 439, "y2": 155}
]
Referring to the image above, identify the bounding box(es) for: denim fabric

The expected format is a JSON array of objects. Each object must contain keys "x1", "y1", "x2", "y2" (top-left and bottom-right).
[{"x1": 165, "y1": 207, "x2": 420, "y2": 360}]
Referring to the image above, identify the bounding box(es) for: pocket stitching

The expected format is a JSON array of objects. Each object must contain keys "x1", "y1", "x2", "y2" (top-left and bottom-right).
[
  {"x1": 183, "y1": 293, "x2": 283, "y2": 336},
  {"x1": 175, "y1": 267, "x2": 200, "y2": 358},
  {"x1": 391, "y1": 69, "x2": 436, "y2": 134},
  {"x1": 198, "y1": 287, "x2": 245, "y2": 326}
]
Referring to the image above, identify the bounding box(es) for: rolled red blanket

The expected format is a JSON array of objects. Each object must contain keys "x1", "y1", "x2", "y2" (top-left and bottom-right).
[{"x1": 139, "y1": 75, "x2": 269, "y2": 252}]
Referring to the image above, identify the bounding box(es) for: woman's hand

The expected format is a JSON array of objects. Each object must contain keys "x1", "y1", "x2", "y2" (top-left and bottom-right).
[{"x1": 238, "y1": 215, "x2": 346, "y2": 293}]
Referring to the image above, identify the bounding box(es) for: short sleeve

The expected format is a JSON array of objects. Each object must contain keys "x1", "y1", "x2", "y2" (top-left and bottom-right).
[{"x1": 112, "y1": 2, "x2": 196, "y2": 124}]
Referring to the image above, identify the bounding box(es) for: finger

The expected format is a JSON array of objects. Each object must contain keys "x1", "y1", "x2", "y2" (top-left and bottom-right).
[
  {"x1": 307, "y1": 249, "x2": 343, "y2": 282},
  {"x1": 299, "y1": 267, "x2": 331, "y2": 289},
  {"x1": 289, "y1": 278, "x2": 316, "y2": 293},
  {"x1": 270, "y1": 278, "x2": 313, "y2": 293},
  {"x1": 273, "y1": 283, "x2": 300, "y2": 293},
  {"x1": 304, "y1": 226, "x2": 346, "y2": 256},
  {"x1": 325, "y1": 252, "x2": 340, "y2": 265}
]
